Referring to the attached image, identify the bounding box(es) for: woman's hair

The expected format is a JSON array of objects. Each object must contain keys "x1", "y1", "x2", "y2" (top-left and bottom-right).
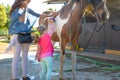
[{"x1": 9, "y1": 0, "x2": 24, "y2": 16}]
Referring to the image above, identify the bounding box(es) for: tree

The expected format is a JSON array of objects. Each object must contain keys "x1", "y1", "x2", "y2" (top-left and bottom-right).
[
  {"x1": 5, "y1": 4, "x2": 11, "y2": 29},
  {"x1": 4, "y1": 4, "x2": 11, "y2": 40},
  {"x1": 0, "y1": 4, "x2": 7, "y2": 27}
]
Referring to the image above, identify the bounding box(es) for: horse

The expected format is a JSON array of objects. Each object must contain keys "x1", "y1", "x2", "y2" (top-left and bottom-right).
[{"x1": 39, "y1": 0, "x2": 109, "y2": 80}]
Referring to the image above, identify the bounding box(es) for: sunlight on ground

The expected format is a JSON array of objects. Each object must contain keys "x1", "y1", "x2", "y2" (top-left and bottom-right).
[{"x1": 0, "y1": 54, "x2": 13, "y2": 60}]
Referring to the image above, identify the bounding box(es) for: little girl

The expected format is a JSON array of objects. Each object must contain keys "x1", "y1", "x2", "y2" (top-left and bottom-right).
[{"x1": 36, "y1": 25, "x2": 54, "y2": 80}]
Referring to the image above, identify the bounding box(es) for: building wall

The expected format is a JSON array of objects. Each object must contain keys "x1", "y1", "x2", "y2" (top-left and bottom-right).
[{"x1": 78, "y1": 7, "x2": 120, "y2": 52}]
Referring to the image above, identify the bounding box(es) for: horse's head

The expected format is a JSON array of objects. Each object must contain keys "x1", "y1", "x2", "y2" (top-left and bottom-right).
[
  {"x1": 39, "y1": 11, "x2": 52, "y2": 28},
  {"x1": 89, "y1": 0, "x2": 110, "y2": 22},
  {"x1": 38, "y1": 11, "x2": 57, "y2": 39}
]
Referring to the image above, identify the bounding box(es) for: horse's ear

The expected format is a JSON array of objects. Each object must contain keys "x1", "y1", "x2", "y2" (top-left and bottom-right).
[
  {"x1": 44, "y1": 19, "x2": 48, "y2": 29},
  {"x1": 74, "y1": 0, "x2": 77, "y2": 2},
  {"x1": 74, "y1": 0, "x2": 79, "y2": 2},
  {"x1": 104, "y1": 0, "x2": 107, "y2": 3}
]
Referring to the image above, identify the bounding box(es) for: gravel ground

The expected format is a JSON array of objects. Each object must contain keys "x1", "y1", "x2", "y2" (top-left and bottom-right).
[
  {"x1": 0, "y1": 51, "x2": 120, "y2": 80},
  {"x1": 0, "y1": 43, "x2": 120, "y2": 80}
]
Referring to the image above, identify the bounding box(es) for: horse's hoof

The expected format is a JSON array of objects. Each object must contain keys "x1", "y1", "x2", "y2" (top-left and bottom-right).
[{"x1": 59, "y1": 78, "x2": 64, "y2": 80}]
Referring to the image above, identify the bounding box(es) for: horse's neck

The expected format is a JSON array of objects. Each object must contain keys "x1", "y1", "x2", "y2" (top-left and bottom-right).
[
  {"x1": 71, "y1": 0, "x2": 88, "y2": 20},
  {"x1": 67, "y1": 0, "x2": 74, "y2": 4},
  {"x1": 59, "y1": 1, "x2": 74, "y2": 19},
  {"x1": 47, "y1": 22, "x2": 56, "y2": 37}
]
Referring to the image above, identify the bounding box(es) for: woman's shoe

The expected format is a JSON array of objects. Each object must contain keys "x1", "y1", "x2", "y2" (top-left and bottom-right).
[{"x1": 22, "y1": 77, "x2": 31, "y2": 80}]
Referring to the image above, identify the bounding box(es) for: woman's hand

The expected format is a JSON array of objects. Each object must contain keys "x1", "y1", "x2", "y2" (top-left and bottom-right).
[
  {"x1": 50, "y1": 12, "x2": 58, "y2": 18},
  {"x1": 40, "y1": 14, "x2": 46, "y2": 19},
  {"x1": 19, "y1": 14, "x2": 25, "y2": 22}
]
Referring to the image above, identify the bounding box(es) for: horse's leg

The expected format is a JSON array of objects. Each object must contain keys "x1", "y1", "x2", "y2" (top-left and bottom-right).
[
  {"x1": 59, "y1": 38, "x2": 67, "y2": 80},
  {"x1": 71, "y1": 39, "x2": 77, "y2": 80},
  {"x1": 59, "y1": 49, "x2": 65, "y2": 80},
  {"x1": 71, "y1": 51, "x2": 76, "y2": 80}
]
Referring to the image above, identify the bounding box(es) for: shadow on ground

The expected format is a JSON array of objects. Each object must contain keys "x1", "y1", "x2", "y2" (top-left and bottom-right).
[{"x1": 0, "y1": 52, "x2": 120, "y2": 80}]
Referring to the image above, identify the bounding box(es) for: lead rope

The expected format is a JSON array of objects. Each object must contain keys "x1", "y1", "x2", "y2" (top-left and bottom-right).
[
  {"x1": 84, "y1": 22, "x2": 98, "y2": 50},
  {"x1": 84, "y1": 21, "x2": 106, "y2": 53},
  {"x1": 83, "y1": 0, "x2": 106, "y2": 51}
]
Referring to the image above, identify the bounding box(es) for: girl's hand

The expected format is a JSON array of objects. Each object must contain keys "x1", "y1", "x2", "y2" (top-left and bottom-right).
[
  {"x1": 35, "y1": 53, "x2": 37, "y2": 60},
  {"x1": 35, "y1": 53, "x2": 41, "y2": 62},
  {"x1": 35, "y1": 45, "x2": 41, "y2": 62},
  {"x1": 33, "y1": 34, "x2": 39, "y2": 44}
]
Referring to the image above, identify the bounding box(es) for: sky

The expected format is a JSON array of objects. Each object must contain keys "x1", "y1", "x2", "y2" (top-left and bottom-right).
[
  {"x1": 0, "y1": 0, "x2": 63, "y2": 14},
  {"x1": 0, "y1": 0, "x2": 64, "y2": 27}
]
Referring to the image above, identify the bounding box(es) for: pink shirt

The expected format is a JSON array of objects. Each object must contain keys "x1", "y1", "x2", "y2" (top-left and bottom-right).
[{"x1": 37, "y1": 33, "x2": 54, "y2": 60}]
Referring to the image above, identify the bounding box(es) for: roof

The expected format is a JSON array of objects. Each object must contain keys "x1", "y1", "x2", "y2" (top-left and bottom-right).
[
  {"x1": 107, "y1": 0, "x2": 120, "y2": 9},
  {"x1": 44, "y1": 0, "x2": 120, "y2": 9},
  {"x1": 44, "y1": 0, "x2": 67, "y2": 4}
]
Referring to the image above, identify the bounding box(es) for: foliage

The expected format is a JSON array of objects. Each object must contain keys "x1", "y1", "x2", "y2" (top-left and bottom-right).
[
  {"x1": 32, "y1": 28, "x2": 40, "y2": 35},
  {"x1": 0, "y1": 4, "x2": 7, "y2": 27},
  {"x1": 84, "y1": 4, "x2": 94, "y2": 16},
  {"x1": 48, "y1": 8, "x2": 56, "y2": 11},
  {"x1": 5, "y1": 4, "x2": 11, "y2": 29},
  {"x1": 0, "y1": 27, "x2": 8, "y2": 36},
  {"x1": 48, "y1": 8, "x2": 53, "y2": 11}
]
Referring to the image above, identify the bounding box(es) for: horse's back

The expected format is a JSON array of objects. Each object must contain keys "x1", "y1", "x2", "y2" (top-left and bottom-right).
[{"x1": 59, "y1": 2, "x2": 73, "y2": 19}]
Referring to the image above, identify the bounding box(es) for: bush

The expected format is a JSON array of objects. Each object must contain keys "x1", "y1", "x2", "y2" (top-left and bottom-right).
[{"x1": 0, "y1": 28, "x2": 8, "y2": 36}]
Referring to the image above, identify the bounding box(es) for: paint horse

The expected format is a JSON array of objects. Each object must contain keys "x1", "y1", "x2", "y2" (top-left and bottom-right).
[{"x1": 39, "y1": 0, "x2": 109, "y2": 80}]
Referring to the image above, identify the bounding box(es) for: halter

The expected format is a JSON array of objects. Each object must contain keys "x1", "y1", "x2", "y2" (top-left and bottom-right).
[
  {"x1": 87, "y1": 0, "x2": 105, "y2": 22},
  {"x1": 87, "y1": 0, "x2": 104, "y2": 10},
  {"x1": 84, "y1": 0, "x2": 107, "y2": 51}
]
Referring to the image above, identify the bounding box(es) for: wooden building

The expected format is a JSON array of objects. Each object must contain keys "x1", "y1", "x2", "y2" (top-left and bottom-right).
[{"x1": 44, "y1": 0, "x2": 120, "y2": 55}]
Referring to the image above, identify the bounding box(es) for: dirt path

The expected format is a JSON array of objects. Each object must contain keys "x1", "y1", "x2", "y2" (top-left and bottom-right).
[
  {"x1": 0, "y1": 52, "x2": 120, "y2": 80},
  {"x1": 0, "y1": 43, "x2": 120, "y2": 80}
]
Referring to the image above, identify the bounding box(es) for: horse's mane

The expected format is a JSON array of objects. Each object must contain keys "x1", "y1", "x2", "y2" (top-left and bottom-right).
[{"x1": 59, "y1": 2, "x2": 74, "y2": 19}]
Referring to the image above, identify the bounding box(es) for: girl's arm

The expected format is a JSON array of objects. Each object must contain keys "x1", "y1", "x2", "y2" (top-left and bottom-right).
[{"x1": 35, "y1": 41, "x2": 41, "y2": 62}]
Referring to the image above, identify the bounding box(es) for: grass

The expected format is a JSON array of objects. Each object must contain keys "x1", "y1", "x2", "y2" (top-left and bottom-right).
[
  {"x1": 0, "y1": 36, "x2": 10, "y2": 43},
  {"x1": 0, "y1": 40, "x2": 10, "y2": 43},
  {"x1": 0, "y1": 28, "x2": 8, "y2": 36}
]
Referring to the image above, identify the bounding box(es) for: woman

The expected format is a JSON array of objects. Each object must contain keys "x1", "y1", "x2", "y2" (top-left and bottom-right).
[{"x1": 9, "y1": 0, "x2": 45, "y2": 80}]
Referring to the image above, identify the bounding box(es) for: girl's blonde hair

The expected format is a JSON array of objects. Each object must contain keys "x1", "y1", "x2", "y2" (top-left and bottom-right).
[{"x1": 37, "y1": 26, "x2": 46, "y2": 35}]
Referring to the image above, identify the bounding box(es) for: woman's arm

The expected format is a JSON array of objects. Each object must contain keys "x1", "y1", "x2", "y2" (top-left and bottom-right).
[
  {"x1": 10, "y1": 8, "x2": 28, "y2": 24},
  {"x1": 19, "y1": 10, "x2": 26, "y2": 22},
  {"x1": 28, "y1": 8, "x2": 40, "y2": 17},
  {"x1": 10, "y1": 8, "x2": 23, "y2": 22}
]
